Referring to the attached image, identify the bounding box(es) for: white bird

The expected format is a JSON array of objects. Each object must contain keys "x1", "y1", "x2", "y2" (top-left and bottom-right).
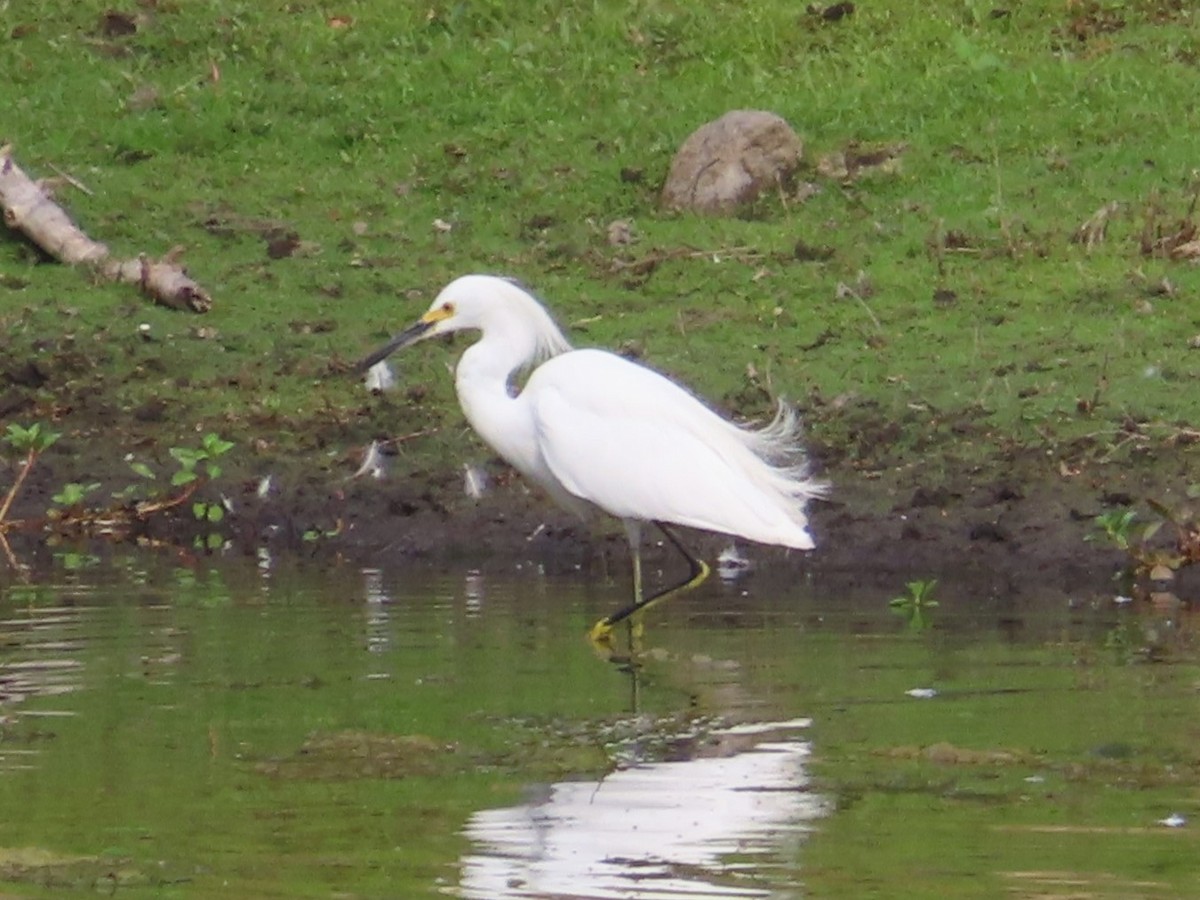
[{"x1": 357, "y1": 275, "x2": 825, "y2": 646}]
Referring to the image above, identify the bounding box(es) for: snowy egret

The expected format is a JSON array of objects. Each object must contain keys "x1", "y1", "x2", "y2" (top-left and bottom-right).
[{"x1": 357, "y1": 275, "x2": 825, "y2": 645}]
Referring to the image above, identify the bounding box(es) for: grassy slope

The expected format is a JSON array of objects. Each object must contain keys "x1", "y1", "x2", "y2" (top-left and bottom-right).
[{"x1": 2, "y1": 0, "x2": 1199, "y2": 506}]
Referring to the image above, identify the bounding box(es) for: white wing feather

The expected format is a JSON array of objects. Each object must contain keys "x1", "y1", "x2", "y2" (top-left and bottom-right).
[{"x1": 527, "y1": 349, "x2": 821, "y2": 549}]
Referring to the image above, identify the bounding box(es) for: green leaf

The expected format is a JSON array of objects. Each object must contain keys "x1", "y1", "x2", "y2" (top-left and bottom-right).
[
  {"x1": 170, "y1": 447, "x2": 200, "y2": 467},
  {"x1": 129, "y1": 461, "x2": 156, "y2": 480},
  {"x1": 202, "y1": 434, "x2": 235, "y2": 456},
  {"x1": 206, "y1": 504, "x2": 225, "y2": 523},
  {"x1": 3, "y1": 423, "x2": 29, "y2": 447},
  {"x1": 173, "y1": 470, "x2": 199, "y2": 487},
  {"x1": 51, "y1": 482, "x2": 101, "y2": 506}
]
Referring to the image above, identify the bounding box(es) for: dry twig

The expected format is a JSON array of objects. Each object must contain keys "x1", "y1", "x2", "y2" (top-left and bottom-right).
[{"x1": 1072, "y1": 200, "x2": 1119, "y2": 251}]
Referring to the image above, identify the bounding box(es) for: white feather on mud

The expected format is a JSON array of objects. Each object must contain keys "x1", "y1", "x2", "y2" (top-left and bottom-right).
[
  {"x1": 364, "y1": 360, "x2": 396, "y2": 392},
  {"x1": 463, "y1": 464, "x2": 488, "y2": 501},
  {"x1": 352, "y1": 441, "x2": 387, "y2": 480}
]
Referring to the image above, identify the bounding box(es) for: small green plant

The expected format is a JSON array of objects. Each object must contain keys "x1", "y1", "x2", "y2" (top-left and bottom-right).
[
  {"x1": 1, "y1": 422, "x2": 61, "y2": 526},
  {"x1": 161, "y1": 433, "x2": 236, "y2": 526},
  {"x1": 1090, "y1": 509, "x2": 1138, "y2": 552},
  {"x1": 890, "y1": 579, "x2": 939, "y2": 631},
  {"x1": 170, "y1": 433, "x2": 235, "y2": 487},
  {"x1": 2, "y1": 427, "x2": 237, "y2": 552},
  {"x1": 52, "y1": 482, "x2": 102, "y2": 508},
  {"x1": 1090, "y1": 493, "x2": 1200, "y2": 582},
  {"x1": 3, "y1": 423, "x2": 59, "y2": 454}
]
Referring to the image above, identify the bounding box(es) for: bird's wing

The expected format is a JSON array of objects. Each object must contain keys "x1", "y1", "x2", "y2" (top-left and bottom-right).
[{"x1": 526, "y1": 350, "x2": 814, "y2": 548}]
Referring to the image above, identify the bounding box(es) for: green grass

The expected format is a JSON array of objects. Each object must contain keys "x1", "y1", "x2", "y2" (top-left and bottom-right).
[{"x1": 3, "y1": 0, "x2": 1200, "y2": 488}]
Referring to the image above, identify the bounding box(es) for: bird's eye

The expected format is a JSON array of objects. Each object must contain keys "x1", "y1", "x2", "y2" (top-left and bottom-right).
[{"x1": 442, "y1": 302, "x2": 455, "y2": 316}]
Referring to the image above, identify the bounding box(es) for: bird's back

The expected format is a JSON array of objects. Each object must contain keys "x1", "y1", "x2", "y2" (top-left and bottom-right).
[{"x1": 524, "y1": 349, "x2": 822, "y2": 549}]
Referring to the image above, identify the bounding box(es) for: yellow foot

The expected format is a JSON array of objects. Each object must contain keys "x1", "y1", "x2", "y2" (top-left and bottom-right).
[
  {"x1": 586, "y1": 616, "x2": 646, "y2": 661},
  {"x1": 588, "y1": 618, "x2": 615, "y2": 649}
]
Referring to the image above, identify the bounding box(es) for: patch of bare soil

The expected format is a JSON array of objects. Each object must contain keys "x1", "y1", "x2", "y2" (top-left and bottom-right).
[
  {"x1": 312, "y1": 436, "x2": 1140, "y2": 595},
  {"x1": 2, "y1": 375, "x2": 1159, "y2": 603},
  {"x1": 6, "y1": 333, "x2": 1190, "y2": 597}
]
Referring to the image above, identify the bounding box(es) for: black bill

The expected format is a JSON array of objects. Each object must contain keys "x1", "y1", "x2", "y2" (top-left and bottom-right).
[{"x1": 353, "y1": 319, "x2": 433, "y2": 373}]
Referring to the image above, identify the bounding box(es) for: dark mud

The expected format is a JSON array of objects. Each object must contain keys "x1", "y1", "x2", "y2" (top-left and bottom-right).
[
  {"x1": 6, "y1": 331, "x2": 1194, "y2": 596},
  {"x1": 4, "y1": 399, "x2": 1173, "y2": 603},
  {"x1": 317, "y1": 442, "x2": 1147, "y2": 596}
]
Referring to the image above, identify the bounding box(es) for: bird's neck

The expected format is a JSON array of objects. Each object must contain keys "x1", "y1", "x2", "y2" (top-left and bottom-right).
[
  {"x1": 454, "y1": 334, "x2": 536, "y2": 470},
  {"x1": 454, "y1": 330, "x2": 530, "y2": 400}
]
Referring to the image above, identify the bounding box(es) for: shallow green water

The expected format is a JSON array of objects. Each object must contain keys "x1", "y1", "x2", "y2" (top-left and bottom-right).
[{"x1": 0, "y1": 554, "x2": 1197, "y2": 898}]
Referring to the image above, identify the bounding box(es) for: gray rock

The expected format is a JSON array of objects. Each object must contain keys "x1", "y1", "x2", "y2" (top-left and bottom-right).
[{"x1": 661, "y1": 110, "x2": 803, "y2": 215}]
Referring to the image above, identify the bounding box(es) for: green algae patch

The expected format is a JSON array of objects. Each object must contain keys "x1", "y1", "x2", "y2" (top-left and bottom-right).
[
  {"x1": 255, "y1": 730, "x2": 452, "y2": 780},
  {"x1": 0, "y1": 845, "x2": 169, "y2": 892}
]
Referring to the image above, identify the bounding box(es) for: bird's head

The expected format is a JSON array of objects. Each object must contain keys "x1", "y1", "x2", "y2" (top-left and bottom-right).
[{"x1": 355, "y1": 275, "x2": 571, "y2": 372}]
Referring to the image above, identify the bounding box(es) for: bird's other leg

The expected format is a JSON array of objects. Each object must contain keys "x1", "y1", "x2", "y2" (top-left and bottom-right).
[
  {"x1": 588, "y1": 521, "x2": 710, "y2": 650},
  {"x1": 588, "y1": 520, "x2": 643, "y2": 649},
  {"x1": 624, "y1": 519, "x2": 645, "y2": 615},
  {"x1": 630, "y1": 527, "x2": 644, "y2": 607}
]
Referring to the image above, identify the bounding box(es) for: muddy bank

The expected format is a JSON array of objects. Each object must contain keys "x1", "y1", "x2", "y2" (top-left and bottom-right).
[
  {"x1": 322, "y1": 444, "x2": 1138, "y2": 594},
  {"x1": 2, "y1": 423, "x2": 1154, "y2": 601},
  {"x1": 2, "y1": 339, "x2": 1185, "y2": 598}
]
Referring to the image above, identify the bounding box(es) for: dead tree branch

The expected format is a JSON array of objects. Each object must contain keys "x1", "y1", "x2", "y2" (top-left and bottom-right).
[{"x1": 0, "y1": 145, "x2": 212, "y2": 312}]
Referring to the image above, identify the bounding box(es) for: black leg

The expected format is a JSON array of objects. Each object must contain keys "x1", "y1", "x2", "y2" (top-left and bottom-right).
[{"x1": 588, "y1": 522, "x2": 711, "y2": 644}]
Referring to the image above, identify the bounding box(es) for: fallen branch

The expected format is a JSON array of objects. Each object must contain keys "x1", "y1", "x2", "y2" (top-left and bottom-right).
[{"x1": 0, "y1": 145, "x2": 212, "y2": 312}]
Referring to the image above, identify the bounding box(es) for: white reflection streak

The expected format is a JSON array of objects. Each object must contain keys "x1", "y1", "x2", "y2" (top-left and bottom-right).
[
  {"x1": 464, "y1": 571, "x2": 485, "y2": 618},
  {"x1": 256, "y1": 546, "x2": 273, "y2": 596},
  {"x1": 457, "y1": 721, "x2": 825, "y2": 900},
  {"x1": 0, "y1": 603, "x2": 91, "y2": 773},
  {"x1": 716, "y1": 543, "x2": 752, "y2": 582},
  {"x1": 362, "y1": 568, "x2": 391, "y2": 659}
]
